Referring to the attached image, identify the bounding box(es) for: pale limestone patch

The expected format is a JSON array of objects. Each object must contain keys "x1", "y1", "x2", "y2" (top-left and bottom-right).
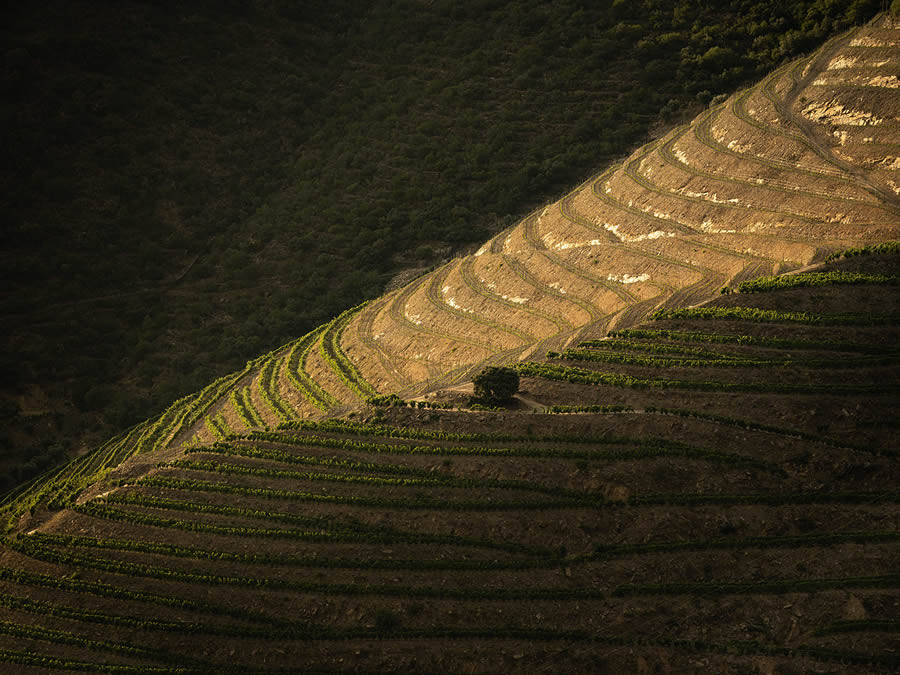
[
  {"x1": 727, "y1": 139, "x2": 752, "y2": 153},
  {"x1": 889, "y1": 180, "x2": 900, "y2": 195},
  {"x1": 879, "y1": 157, "x2": 900, "y2": 170},
  {"x1": 607, "y1": 272, "x2": 650, "y2": 284},
  {"x1": 681, "y1": 188, "x2": 740, "y2": 204},
  {"x1": 601, "y1": 221, "x2": 676, "y2": 243},
  {"x1": 674, "y1": 148, "x2": 690, "y2": 165},
  {"x1": 802, "y1": 100, "x2": 883, "y2": 126},
  {"x1": 548, "y1": 282, "x2": 567, "y2": 295},
  {"x1": 446, "y1": 297, "x2": 473, "y2": 313},
  {"x1": 641, "y1": 230, "x2": 674, "y2": 241},
  {"x1": 542, "y1": 231, "x2": 558, "y2": 248},
  {"x1": 406, "y1": 312, "x2": 423, "y2": 326},
  {"x1": 484, "y1": 279, "x2": 529, "y2": 304},
  {"x1": 868, "y1": 75, "x2": 900, "y2": 88},
  {"x1": 827, "y1": 56, "x2": 858, "y2": 70},
  {"x1": 700, "y1": 219, "x2": 736, "y2": 234},
  {"x1": 850, "y1": 36, "x2": 898, "y2": 47},
  {"x1": 554, "y1": 239, "x2": 605, "y2": 251},
  {"x1": 474, "y1": 243, "x2": 489, "y2": 256},
  {"x1": 833, "y1": 130, "x2": 849, "y2": 146}
]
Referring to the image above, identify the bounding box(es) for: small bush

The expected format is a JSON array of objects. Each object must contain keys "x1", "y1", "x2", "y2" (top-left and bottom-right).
[{"x1": 472, "y1": 366, "x2": 519, "y2": 403}]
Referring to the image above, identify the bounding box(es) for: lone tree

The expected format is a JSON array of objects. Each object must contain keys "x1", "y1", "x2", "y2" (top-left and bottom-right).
[{"x1": 472, "y1": 366, "x2": 519, "y2": 404}]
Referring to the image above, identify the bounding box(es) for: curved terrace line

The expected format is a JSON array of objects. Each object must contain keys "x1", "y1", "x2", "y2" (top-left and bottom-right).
[
  {"x1": 458, "y1": 256, "x2": 573, "y2": 333},
  {"x1": 424, "y1": 259, "x2": 536, "y2": 345},
  {"x1": 353, "y1": 297, "x2": 409, "y2": 390},
  {"x1": 661, "y1": 122, "x2": 892, "y2": 219},
  {"x1": 386, "y1": 272, "x2": 498, "y2": 356},
  {"x1": 522, "y1": 213, "x2": 637, "y2": 304}
]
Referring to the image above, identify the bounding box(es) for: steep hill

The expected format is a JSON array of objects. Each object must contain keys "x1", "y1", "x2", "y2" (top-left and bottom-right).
[
  {"x1": 0, "y1": 0, "x2": 887, "y2": 493},
  {"x1": 167, "y1": 13, "x2": 899, "y2": 443},
  {"x1": 0, "y1": 243, "x2": 897, "y2": 673},
  {"x1": 0, "y1": 10, "x2": 898, "y2": 674}
]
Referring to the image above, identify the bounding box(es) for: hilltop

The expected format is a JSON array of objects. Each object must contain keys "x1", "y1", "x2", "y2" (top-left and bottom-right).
[{"x1": 0, "y1": 8, "x2": 898, "y2": 674}]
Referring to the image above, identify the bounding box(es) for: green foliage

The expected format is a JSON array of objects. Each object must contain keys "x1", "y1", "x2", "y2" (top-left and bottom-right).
[
  {"x1": 651, "y1": 306, "x2": 900, "y2": 325},
  {"x1": 825, "y1": 240, "x2": 900, "y2": 262},
  {"x1": 737, "y1": 271, "x2": 900, "y2": 293},
  {"x1": 609, "y1": 328, "x2": 898, "y2": 355},
  {"x1": 256, "y1": 353, "x2": 297, "y2": 425},
  {"x1": 515, "y1": 361, "x2": 899, "y2": 395},
  {"x1": 319, "y1": 303, "x2": 378, "y2": 400},
  {"x1": 367, "y1": 394, "x2": 452, "y2": 409},
  {"x1": 472, "y1": 366, "x2": 520, "y2": 403},
  {"x1": 546, "y1": 404, "x2": 634, "y2": 414},
  {"x1": 285, "y1": 326, "x2": 336, "y2": 410}
]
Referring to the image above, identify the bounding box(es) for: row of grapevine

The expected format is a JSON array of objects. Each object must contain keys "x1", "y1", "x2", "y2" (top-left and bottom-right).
[
  {"x1": 319, "y1": 303, "x2": 378, "y2": 400},
  {"x1": 825, "y1": 241, "x2": 900, "y2": 262},
  {"x1": 737, "y1": 271, "x2": 899, "y2": 293},
  {"x1": 96, "y1": 492, "x2": 546, "y2": 555},
  {"x1": 256, "y1": 354, "x2": 297, "y2": 425},
  {"x1": 202, "y1": 413, "x2": 234, "y2": 442},
  {"x1": 548, "y1": 347, "x2": 892, "y2": 370},
  {"x1": 242, "y1": 428, "x2": 779, "y2": 471},
  {"x1": 609, "y1": 328, "x2": 896, "y2": 354},
  {"x1": 651, "y1": 306, "x2": 900, "y2": 325},
  {"x1": 545, "y1": 404, "x2": 634, "y2": 414},
  {"x1": 229, "y1": 387, "x2": 264, "y2": 429},
  {"x1": 285, "y1": 325, "x2": 337, "y2": 410},
  {"x1": 366, "y1": 393, "x2": 453, "y2": 409},
  {"x1": 515, "y1": 361, "x2": 899, "y2": 395}
]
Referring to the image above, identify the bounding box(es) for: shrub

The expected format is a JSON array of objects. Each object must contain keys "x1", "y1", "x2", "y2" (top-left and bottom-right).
[{"x1": 472, "y1": 366, "x2": 519, "y2": 403}]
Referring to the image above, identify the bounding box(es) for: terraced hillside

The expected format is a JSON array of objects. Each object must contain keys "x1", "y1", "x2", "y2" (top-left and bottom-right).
[
  {"x1": 0, "y1": 12, "x2": 899, "y2": 674},
  {"x1": 0, "y1": 246, "x2": 897, "y2": 673},
  {"x1": 141, "y1": 13, "x2": 899, "y2": 440}
]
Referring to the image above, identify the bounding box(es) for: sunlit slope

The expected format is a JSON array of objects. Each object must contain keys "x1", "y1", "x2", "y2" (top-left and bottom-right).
[
  {"x1": 341, "y1": 15, "x2": 899, "y2": 396},
  {"x1": 0, "y1": 248, "x2": 897, "y2": 672},
  {"x1": 81, "y1": 15, "x2": 900, "y2": 456},
  {"x1": 3, "y1": 17, "x2": 897, "y2": 512}
]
